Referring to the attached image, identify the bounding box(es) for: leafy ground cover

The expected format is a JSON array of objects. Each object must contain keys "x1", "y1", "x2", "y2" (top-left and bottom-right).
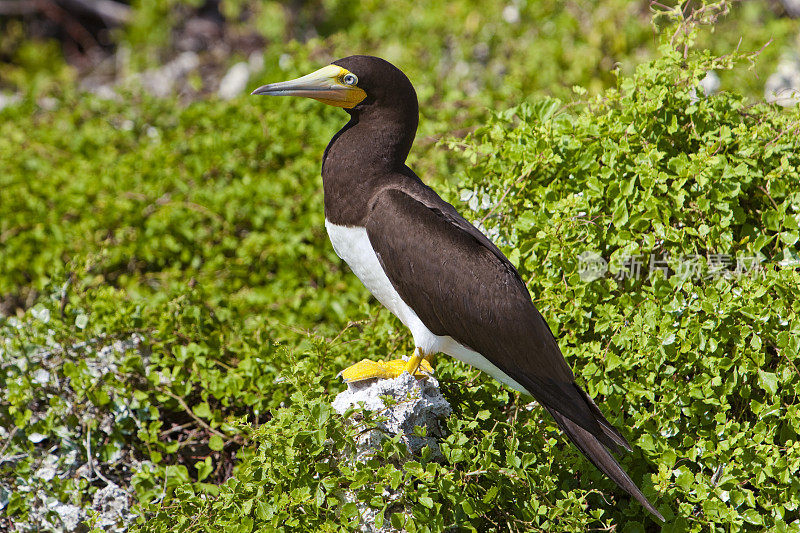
[{"x1": 1, "y1": 1, "x2": 800, "y2": 531}]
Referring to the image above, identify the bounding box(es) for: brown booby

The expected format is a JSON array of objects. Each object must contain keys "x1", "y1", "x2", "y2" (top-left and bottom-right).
[{"x1": 252, "y1": 55, "x2": 664, "y2": 521}]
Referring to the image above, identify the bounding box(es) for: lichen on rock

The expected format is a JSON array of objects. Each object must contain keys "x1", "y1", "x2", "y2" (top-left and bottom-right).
[{"x1": 332, "y1": 371, "x2": 452, "y2": 460}]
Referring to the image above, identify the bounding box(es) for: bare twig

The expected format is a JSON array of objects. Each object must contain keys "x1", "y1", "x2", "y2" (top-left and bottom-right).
[
  {"x1": 86, "y1": 425, "x2": 115, "y2": 486},
  {"x1": 479, "y1": 172, "x2": 530, "y2": 227},
  {"x1": 158, "y1": 421, "x2": 195, "y2": 439},
  {"x1": 160, "y1": 388, "x2": 229, "y2": 441},
  {"x1": 0, "y1": 427, "x2": 19, "y2": 458},
  {"x1": 758, "y1": 185, "x2": 780, "y2": 211}
]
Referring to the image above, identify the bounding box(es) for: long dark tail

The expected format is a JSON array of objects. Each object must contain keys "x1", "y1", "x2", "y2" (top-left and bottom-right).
[{"x1": 547, "y1": 407, "x2": 665, "y2": 522}]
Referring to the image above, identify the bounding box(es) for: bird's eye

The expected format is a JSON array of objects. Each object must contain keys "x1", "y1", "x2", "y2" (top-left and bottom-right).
[{"x1": 342, "y1": 73, "x2": 358, "y2": 86}]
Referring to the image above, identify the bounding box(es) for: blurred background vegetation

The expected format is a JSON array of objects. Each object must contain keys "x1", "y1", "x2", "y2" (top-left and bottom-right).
[{"x1": 1, "y1": 1, "x2": 799, "y2": 531}]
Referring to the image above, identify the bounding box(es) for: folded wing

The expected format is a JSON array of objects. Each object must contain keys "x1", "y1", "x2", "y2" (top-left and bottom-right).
[{"x1": 364, "y1": 186, "x2": 662, "y2": 520}]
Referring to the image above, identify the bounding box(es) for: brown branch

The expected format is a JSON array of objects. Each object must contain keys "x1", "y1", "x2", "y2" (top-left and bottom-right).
[
  {"x1": 38, "y1": 0, "x2": 100, "y2": 53},
  {"x1": 160, "y1": 388, "x2": 230, "y2": 441},
  {"x1": 758, "y1": 185, "x2": 780, "y2": 211},
  {"x1": 60, "y1": 0, "x2": 131, "y2": 26}
]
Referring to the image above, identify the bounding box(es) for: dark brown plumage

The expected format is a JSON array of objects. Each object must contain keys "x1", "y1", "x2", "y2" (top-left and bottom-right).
[{"x1": 253, "y1": 55, "x2": 663, "y2": 521}]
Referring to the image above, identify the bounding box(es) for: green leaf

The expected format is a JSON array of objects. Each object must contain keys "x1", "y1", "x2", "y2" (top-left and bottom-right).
[
  {"x1": 419, "y1": 496, "x2": 434, "y2": 509},
  {"x1": 779, "y1": 231, "x2": 798, "y2": 246},
  {"x1": 758, "y1": 370, "x2": 778, "y2": 397},
  {"x1": 208, "y1": 435, "x2": 225, "y2": 451},
  {"x1": 482, "y1": 485, "x2": 500, "y2": 503},
  {"x1": 612, "y1": 201, "x2": 629, "y2": 227},
  {"x1": 195, "y1": 457, "x2": 213, "y2": 482},
  {"x1": 193, "y1": 402, "x2": 212, "y2": 419}
]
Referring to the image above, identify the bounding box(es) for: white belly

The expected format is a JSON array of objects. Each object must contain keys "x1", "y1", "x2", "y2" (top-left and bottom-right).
[{"x1": 325, "y1": 219, "x2": 527, "y2": 393}]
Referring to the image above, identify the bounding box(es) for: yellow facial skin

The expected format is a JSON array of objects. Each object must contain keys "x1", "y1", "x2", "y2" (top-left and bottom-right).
[{"x1": 251, "y1": 65, "x2": 367, "y2": 109}]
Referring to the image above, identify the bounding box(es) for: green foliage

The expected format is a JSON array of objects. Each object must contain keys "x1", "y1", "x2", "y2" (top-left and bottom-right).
[
  {"x1": 0, "y1": 84, "x2": 367, "y2": 527},
  {"x1": 2, "y1": 2, "x2": 800, "y2": 532},
  {"x1": 132, "y1": 372, "x2": 606, "y2": 531},
  {"x1": 0, "y1": 18, "x2": 75, "y2": 94},
  {"x1": 452, "y1": 43, "x2": 800, "y2": 530},
  {"x1": 0, "y1": 90, "x2": 362, "y2": 324}
]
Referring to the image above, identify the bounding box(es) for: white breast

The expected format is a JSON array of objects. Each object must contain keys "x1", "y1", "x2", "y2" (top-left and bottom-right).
[{"x1": 325, "y1": 219, "x2": 527, "y2": 393}]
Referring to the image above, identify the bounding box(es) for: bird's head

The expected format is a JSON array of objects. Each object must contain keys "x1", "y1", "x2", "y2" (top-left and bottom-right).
[{"x1": 251, "y1": 55, "x2": 417, "y2": 114}]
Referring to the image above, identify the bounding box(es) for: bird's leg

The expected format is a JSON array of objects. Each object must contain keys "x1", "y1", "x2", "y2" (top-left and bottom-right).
[
  {"x1": 339, "y1": 347, "x2": 433, "y2": 383},
  {"x1": 404, "y1": 348, "x2": 424, "y2": 376},
  {"x1": 404, "y1": 347, "x2": 435, "y2": 375}
]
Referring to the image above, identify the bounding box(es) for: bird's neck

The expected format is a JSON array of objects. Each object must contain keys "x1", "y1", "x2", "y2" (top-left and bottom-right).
[{"x1": 322, "y1": 104, "x2": 418, "y2": 226}]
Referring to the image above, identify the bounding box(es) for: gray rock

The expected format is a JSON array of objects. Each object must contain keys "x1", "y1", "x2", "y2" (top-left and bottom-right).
[
  {"x1": 24, "y1": 492, "x2": 86, "y2": 533},
  {"x1": 248, "y1": 51, "x2": 264, "y2": 75},
  {"x1": 779, "y1": 0, "x2": 800, "y2": 18},
  {"x1": 699, "y1": 71, "x2": 720, "y2": 96},
  {"x1": 0, "y1": 92, "x2": 21, "y2": 111},
  {"x1": 137, "y1": 51, "x2": 199, "y2": 98},
  {"x1": 91, "y1": 483, "x2": 133, "y2": 531},
  {"x1": 333, "y1": 369, "x2": 452, "y2": 533},
  {"x1": 218, "y1": 62, "x2": 251, "y2": 100},
  {"x1": 333, "y1": 371, "x2": 452, "y2": 460},
  {"x1": 0, "y1": 333, "x2": 144, "y2": 531},
  {"x1": 502, "y1": 4, "x2": 521, "y2": 24},
  {"x1": 35, "y1": 455, "x2": 59, "y2": 482},
  {"x1": 765, "y1": 54, "x2": 800, "y2": 107},
  {"x1": 87, "y1": 84, "x2": 120, "y2": 101},
  {"x1": 51, "y1": 501, "x2": 84, "y2": 532},
  {"x1": 689, "y1": 71, "x2": 720, "y2": 103}
]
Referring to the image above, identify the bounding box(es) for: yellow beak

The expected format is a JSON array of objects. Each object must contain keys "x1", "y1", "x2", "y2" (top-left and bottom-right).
[{"x1": 251, "y1": 64, "x2": 367, "y2": 109}]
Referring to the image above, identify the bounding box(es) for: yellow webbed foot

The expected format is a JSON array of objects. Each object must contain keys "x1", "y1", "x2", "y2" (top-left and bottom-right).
[{"x1": 340, "y1": 357, "x2": 433, "y2": 383}]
